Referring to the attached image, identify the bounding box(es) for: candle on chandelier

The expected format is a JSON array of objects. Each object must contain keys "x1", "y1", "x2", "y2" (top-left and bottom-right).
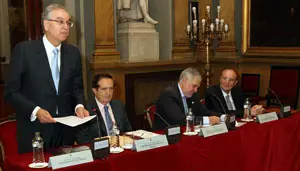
[
  {"x1": 193, "y1": 20, "x2": 198, "y2": 32},
  {"x1": 192, "y1": 7, "x2": 197, "y2": 20},
  {"x1": 217, "y1": 6, "x2": 221, "y2": 18},
  {"x1": 187, "y1": 25, "x2": 191, "y2": 33},
  {"x1": 206, "y1": 5, "x2": 210, "y2": 17},
  {"x1": 224, "y1": 24, "x2": 228, "y2": 32},
  {"x1": 220, "y1": 19, "x2": 224, "y2": 31},
  {"x1": 215, "y1": 18, "x2": 219, "y2": 31},
  {"x1": 201, "y1": 19, "x2": 205, "y2": 33},
  {"x1": 210, "y1": 23, "x2": 214, "y2": 32}
]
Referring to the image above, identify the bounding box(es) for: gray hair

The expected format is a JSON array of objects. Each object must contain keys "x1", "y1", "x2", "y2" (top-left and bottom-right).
[
  {"x1": 41, "y1": 4, "x2": 69, "y2": 30},
  {"x1": 179, "y1": 67, "x2": 201, "y2": 82}
]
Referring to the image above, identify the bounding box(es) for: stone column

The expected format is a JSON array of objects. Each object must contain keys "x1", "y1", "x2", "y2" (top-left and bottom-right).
[{"x1": 93, "y1": 0, "x2": 120, "y2": 63}]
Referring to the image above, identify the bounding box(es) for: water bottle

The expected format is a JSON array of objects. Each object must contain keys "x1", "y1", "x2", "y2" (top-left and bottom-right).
[
  {"x1": 243, "y1": 98, "x2": 251, "y2": 120},
  {"x1": 110, "y1": 125, "x2": 120, "y2": 148},
  {"x1": 32, "y1": 132, "x2": 45, "y2": 164},
  {"x1": 186, "y1": 108, "x2": 194, "y2": 133}
]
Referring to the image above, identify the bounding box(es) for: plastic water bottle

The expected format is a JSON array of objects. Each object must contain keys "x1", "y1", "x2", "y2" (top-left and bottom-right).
[
  {"x1": 186, "y1": 108, "x2": 194, "y2": 132},
  {"x1": 32, "y1": 132, "x2": 45, "y2": 164},
  {"x1": 110, "y1": 125, "x2": 120, "y2": 148},
  {"x1": 243, "y1": 98, "x2": 251, "y2": 120}
]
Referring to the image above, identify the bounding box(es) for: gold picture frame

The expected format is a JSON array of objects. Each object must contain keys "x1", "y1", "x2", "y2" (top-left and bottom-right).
[{"x1": 242, "y1": 0, "x2": 300, "y2": 57}]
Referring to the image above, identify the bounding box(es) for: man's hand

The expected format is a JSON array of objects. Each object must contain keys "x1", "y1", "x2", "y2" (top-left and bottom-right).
[
  {"x1": 251, "y1": 105, "x2": 265, "y2": 116},
  {"x1": 209, "y1": 116, "x2": 220, "y2": 125},
  {"x1": 36, "y1": 108, "x2": 56, "y2": 123},
  {"x1": 76, "y1": 107, "x2": 90, "y2": 118}
]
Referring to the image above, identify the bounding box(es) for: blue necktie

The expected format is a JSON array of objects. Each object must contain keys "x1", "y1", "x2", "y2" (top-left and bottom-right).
[
  {"x1": 182, "y1": 96, "x2": 188, "y2": 115},
  {"x1": 51, "y1": 48, "x2": 59, "y2": 94},
  {"x1": 104, "y1": 105, "x2": 113, "y2": 133}
]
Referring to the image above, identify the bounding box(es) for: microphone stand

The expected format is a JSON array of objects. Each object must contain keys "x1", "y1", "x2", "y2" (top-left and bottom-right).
[
  {"x1": 145, "y1": 109, "x2": 181, "y2": 144},
  {"x1": 90, "y1": 108, "x2": 109, "y2": 159},
  {"x1": 211, "y1": 93, "x2": 236, "y2": 130},
  {"x1": 267, "y1": 88, "x2": 291, "y2": 118}
]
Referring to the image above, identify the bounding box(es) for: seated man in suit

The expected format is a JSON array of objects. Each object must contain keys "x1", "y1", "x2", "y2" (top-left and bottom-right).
[
  {"x1": 205, "y1": 68, "x2": 264, "y2": 119},
  {"x1": 77, "y1": 74, "x2": 132, "y2": 144},
  {"x1": 153, "y1": 67, "x2": 220, "y2": 130}
]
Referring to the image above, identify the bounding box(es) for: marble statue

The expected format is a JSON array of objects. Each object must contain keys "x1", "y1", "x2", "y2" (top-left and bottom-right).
[{"x1": 117, "y1": 0, "x2": 158, "y2": 24}]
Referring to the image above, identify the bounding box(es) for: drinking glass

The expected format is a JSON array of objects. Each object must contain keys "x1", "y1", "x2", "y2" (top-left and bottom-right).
[{"x1": 194, "y1": 117, "x2": 203, "y2": 133}]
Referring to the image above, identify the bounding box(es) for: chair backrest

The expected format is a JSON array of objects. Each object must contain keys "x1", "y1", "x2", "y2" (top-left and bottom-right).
[
  {"x1": 267, "y1": 66, "x2": 300, "y2": 109},
  {"x1": 144, "y1": 103, "x2": 156, "y2": 128},
  {"x1": 241, "y1": 74, "x2": 260, "y2": 97},
  {"x1": 0, "y1": 119, "x2": 17, "y2": 170}
]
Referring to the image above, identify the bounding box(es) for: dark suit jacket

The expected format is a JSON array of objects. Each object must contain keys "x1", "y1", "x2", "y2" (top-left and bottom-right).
[
  {"x1": 4, "y1": 40, "x2": 84, "y2": 153},
  {"x1": 153, "y1": 84, "x2": 214, "y2": 130},
  {"x1": 76, "y1": 99, "x2": 132, "y2": 144},
  {"x1": 205, "y1": 84, "x2": 245, "y2": 118}
]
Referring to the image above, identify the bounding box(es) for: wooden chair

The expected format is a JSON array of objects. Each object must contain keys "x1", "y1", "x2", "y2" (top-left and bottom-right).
[
  {"x1": 144, "y1": 101, "x2": 156, "y2": 129},
  {"x1": 0, "y1": 118, "x2": 17, "y2": 170}
]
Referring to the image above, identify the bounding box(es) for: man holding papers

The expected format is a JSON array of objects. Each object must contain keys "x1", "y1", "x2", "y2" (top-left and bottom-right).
[
  {"x1": 77, "y1": 74, "x2": 132, "y2": 144},
  {"x1": 4, "y1": 4, "x2": 89, "y2": 153},
  {"x1": 153, "y1": 67, "x2": 220, "y2": 130}
]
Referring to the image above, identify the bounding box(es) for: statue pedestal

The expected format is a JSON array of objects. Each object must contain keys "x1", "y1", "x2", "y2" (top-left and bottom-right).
[{"x1": 117, "y1": 22, "x2": 159, "y2": 62}]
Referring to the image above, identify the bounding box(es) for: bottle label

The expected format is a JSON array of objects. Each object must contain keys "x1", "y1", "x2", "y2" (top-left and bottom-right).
[{"x1": 32, "y1": 142, "x2": 43, "y2": 148}]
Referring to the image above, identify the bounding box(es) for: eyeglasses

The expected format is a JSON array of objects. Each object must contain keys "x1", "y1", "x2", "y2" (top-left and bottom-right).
[
  {"x1": 47, "y1": 19, "x2": 74, "y2": 28},
  {"x1": 221, "y1": 77, "x2": 236, "y2": 82}
]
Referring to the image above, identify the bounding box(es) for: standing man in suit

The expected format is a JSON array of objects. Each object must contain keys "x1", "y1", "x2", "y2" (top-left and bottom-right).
[
  {"x1": 76, "y1": 74, "x2": 132, "y2": 144},
  {"x1": 205, "y1": 68, "x2": 264, "y2": 119},
  {"x1": 153, "y1": 67, "x2": 220, "y2": 130},
  {"x1": 4, "y1": 4, "x2": 89, "y2": 153}
]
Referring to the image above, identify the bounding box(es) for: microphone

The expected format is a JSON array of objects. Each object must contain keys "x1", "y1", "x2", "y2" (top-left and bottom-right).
[
  {"x1": 267, "y1": 88, "x2": 283, "y2": 106},
  {"x1": 211, "y1": 93, "x2": 228, "y2": 114},
  {"x1": 144, "y1": 109, "x2": 171, "y2": 127},
  {"x1": 92, "y1": 108, "x2": 102, "y2": 138},
  {"x1": 212, "y1": 93, "x2": 236, "y2": 130}
]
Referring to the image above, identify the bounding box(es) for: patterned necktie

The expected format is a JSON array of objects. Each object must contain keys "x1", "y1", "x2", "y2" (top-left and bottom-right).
[
  {"x1": 104, "y1": 105, "x2": 113, "y2": 133},
  {"x1": 182, "y1": 96, "x2": 188, "y2": 115},
  {"x1": 225, "y1": 95, "x2": 233, "y2": 111},
  {"x1": 51, "y1": 48, "x2": 59, "y2": 94}
]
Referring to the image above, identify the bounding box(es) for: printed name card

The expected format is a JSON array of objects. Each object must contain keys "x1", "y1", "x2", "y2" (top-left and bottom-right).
[
  {"x1": 199, "y1": 123, "x2": 228, "y2": 138},
  {"x1": 256, "y1": 112, "x2": 278, "y2": 123},
  {"x1": 134, "y1": 135, "x2": 169, "y2": 152},
  {"x1": 168, "y1": 126, "x2": 180, "y2": 135},
  {"x1": 48, "y1": 150, "x2": 93, "y2": 170},
  {"x1": 166, "y1": 126, "x2": 181, "y2": 144}
]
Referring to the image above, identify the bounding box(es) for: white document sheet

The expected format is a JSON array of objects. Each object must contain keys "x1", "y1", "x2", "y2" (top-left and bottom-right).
[
  {"x1": 54, "y1": 115, "x2": 96, "y2": 127},
  {"x1": 125, "y1": 129, "x2": 160, "y2": 139}
]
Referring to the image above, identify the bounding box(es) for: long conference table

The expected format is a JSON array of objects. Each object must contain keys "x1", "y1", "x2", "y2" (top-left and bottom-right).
[{"x1": 4, "y1": 112, "x2": 300, "y2": 171}]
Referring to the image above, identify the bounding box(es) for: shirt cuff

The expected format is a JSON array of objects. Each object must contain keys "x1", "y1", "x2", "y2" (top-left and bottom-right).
[
  {"x1": 30, "y1": 106, "x2": 41, "y2": 122},
  {"x1": 220, "y1": 114, "x2": 226, "y2": 122},
  {"x1": 203, "y1": 116, "x2": 210, "y2": 125},
  {"x1": 75, "y1": 104, "x2": 84, "y2": 114}
]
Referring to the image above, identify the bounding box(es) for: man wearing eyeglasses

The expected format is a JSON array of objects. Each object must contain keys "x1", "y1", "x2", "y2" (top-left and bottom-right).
[
  {"x1": 5, "y1": 4, "x2": 89, "y2": 153},
  {"x1": 153, "y1": 67, "x2": 220, "y2": 130},
  {"x1": 205, "y1": 68, "x2": 264, "y2": 119}
]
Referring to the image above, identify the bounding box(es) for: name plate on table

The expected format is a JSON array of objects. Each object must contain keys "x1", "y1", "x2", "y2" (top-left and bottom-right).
[
  {"x1": 279, "y1": 105, "x2": 291, "y2": 118},
  {"x1": 199, "y1": 123, "x2": 228, "y2": 138},
  {"x1": 256, "y1": 112, "x2": 278, "y2": 124},
  {"x1": 48, "y1": 150, "x2": 94, "y2": 170},
  {"x1": 134, "y1": 135, "x2": 169, "y2": 152},
  {"x1": 166, "y1": 126, "x2": 181, "y2": 144}
]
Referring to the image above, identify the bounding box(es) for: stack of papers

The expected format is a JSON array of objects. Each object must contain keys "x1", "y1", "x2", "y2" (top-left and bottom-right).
[{"x1": 125, "y1": 130, "x2": 160, "y2": 139}]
